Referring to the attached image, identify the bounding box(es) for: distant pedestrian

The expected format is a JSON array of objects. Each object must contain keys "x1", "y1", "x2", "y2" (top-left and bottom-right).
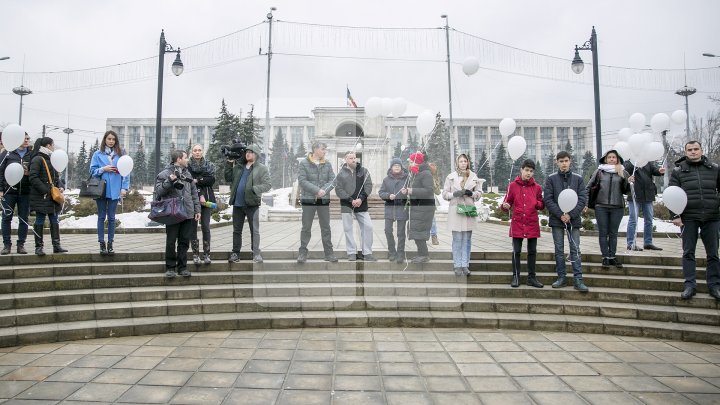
[
  {"x1": 501, "y1": 159, "x2": 544, "y2": 288},
  {"x1": 442, "y1": 154, "x2": 482, "y2": 276},
  {"x1": 429, "y1": 162, "x2": 441, "y2": 245},
  {"x1": 89, "y1": 130, "x2": 129, "y2": 256},
  {"x1": 379, "y1": 158, "x2": 409, "y2": 263},
  {"x1": 335, "y1": 151, "x2": 375, "y2": 261}
]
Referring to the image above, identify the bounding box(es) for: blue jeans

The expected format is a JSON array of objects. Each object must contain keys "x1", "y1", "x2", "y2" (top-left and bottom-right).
[
  {"x1": 680, "y1": 220, "x2": 720, "y2": 289},
  {"x1": 595, "y1": 206, "x2": 624, "y2": 258},
  {"x1": 35, "y1": 212, "x2": 59, "y2": 226},
  {"x1": 551, "y1": 226, "x2": 582, "y2": 278},
  {"x1": 627, "y1": 200, "x2": 654, "y2": 246},
  {"x1": 1, "y1": 193, "x2": 30, "y2": 245},
  {"x1": 430, "y1": 218, "x2": 437, "y2": 236},
  {"x1": 96, "y1": 198, "x2": 119, "y2": 242},
  {"x1": 451, "y1": 230, "x2": 472, "y2": 267}
]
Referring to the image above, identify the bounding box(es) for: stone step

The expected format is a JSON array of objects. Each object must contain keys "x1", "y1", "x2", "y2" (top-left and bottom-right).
[
  {"x1": 2, "y1": 296, "x2": 718, "y2": 330},
  {"x1": 1, "y1": 310, "x2": 719, "y2": 347}
]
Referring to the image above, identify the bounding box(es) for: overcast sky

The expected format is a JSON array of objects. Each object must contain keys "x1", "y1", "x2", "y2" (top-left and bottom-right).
[{"x1": 1, "y1": 0, "x2": 718, "y2": 153}]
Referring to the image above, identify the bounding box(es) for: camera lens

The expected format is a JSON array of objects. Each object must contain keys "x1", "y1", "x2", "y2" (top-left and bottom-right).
[{"x1": 173, "y1": 182, "x2": 185, "y2": 190}]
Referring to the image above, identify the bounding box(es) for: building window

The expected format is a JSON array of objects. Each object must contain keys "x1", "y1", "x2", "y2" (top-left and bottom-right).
[
  {"x1": 162, "y1": 126, "x2": 173, "y2": 151},
  {"x1": 458, "y1": 126, "x2": 470, "y2": 151},
  {"x1": 192, "y1": 126, "x2": 205, "y2": 147},
  {"x1": 390, "y1": 127, "x2": 403, "y2": 147},
  {"x1": 306, "y1": 126, "x2": 315, "y2": 141},
  {"x1": 143, "y1": 126, "x2": 155, "y2": 153},
  {"x1": 557, "y1": 127, "x2": 570, "y2": 149},
  {"x1": 126, "y1": 127, "x2": 139, "y2": 153},
  {"x1": 176, "y1": 126, "x2": 189, "y2": 150},
  {"x1": 524, "y1": 127, "x2": 537, "y2": 160},
  {"x1": 540, "y1": 127, "x2": 553, "y2": 157},
  {"x1": 474, "y1": 126, "x2": 487, "y2": 145},
  {"x1": 490, "y1": 127, "x2": 501, "y2": 145},
  {"x1": 574, "y1": 127, "x2": 587, "y2": 155},
  {"x1": 290, "y1": 126, "x2": 304, "y2": 154}
]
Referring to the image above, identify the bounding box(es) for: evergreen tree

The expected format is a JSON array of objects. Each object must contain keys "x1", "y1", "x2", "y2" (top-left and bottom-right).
[
  {"x1": 476, "y1": 149, "x2": 490, "y2": 191},
  {"x1": 239, "y1": 105, "x2": 264, "y2": 147},
  {"x1": 132, "y1": 140, "x2": 148, "y2": 187},
  {"x1": 581, "y1": 150, "x2": 597, "y2": 183},
  {"x1": 393, "y1": 142, "x2": 402, "y2": 158},
  {"x1": 147, "y1": 148, "x2": 158, "y2": 184},
  {"x1": 269, "y1": 128, "x2": 289, "y2": 190},
  {"x1": 545, "y1": 151, "x2": 557, "y2": 178},
  {"x1": 295, "y1": 142, "x2": 307, "y2": 159},
  {"x1": 533, "y1": 156, "x2": 546, "y2": 186},
  {"x1": 564, "y1": 140, "x2": 578, "y2": 173},
  {"x1": 83, "y1": 138, "x2": 99, "y2": 178},
  {"x1": 492, "y1": 143, "x2": 512, "y2": 192},
  {"x1": 208, "y1": 99, "x2": 243, "y2": 185},
  {"x1": 76, "y1": 141, "x2": 88, "y2": 179},
  {"x1": 425, "y1": 115, "x2": 456, "y2": 182},
  {"x1": 66, "y1": 152, "x2": 77, "y2": 189}
]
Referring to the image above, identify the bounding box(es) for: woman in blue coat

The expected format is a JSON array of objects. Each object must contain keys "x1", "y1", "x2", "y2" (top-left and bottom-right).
[{"x1": 89, "y1": 130, "x2": 129, "y2": 255}]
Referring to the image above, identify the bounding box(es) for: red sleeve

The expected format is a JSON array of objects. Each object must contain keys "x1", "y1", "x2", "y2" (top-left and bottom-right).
[{"x1": 535, "y1": 184, "x2": 545, "y2": 210}]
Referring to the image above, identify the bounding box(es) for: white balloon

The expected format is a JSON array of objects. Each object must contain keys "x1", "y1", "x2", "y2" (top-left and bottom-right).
[
  {"x1": 628, "y1": 132, "x2": 651, "y2": 157},
  {"x1": 671, "y1": 109, "x2": 687, "y2": 125},
  {"x1": 117, "y1": 155, "x2": 134, "y2": 177},
  {"x1": 507, "y1": 136, "x2": 527, "y2": 161},
  {"x1": 558, "y1": 189, "x2": 578, "y2": 213},
  {"x1": 613, "y1": 141, "x2": 632, "y2": 162},
  {"x1": 462, "y1": 57, "x2": 480, "y2": 76},
  {"x1": 3, "y1": 163, "x2": 23, "y2": 187},
  {"x1": 617, "y1": 128, "x2": 633, "y2": 142},
  {"x1": 662, "y1": 186, "x2": 687, "y2": 215},
  {"x1": 629, "y1": 113, "x2": 646, "y2": 132},
  {"x1": 645, "y1": 141, "x2": 665, "y2": 161},
  {"x1": 50, "y1": 149, "x2": 68, "y2": 172},
  {"x1": 632, "y1": 158, "x2": 648, "y2": 168},
  {"x1": 381, "y1": 97, "x2": 394, "y2": 117},
  {"x1": 416, "y1": 110, "x2": 437, "y2": 136},
  {"x1": 499, "y1": 118, "x2": 516, "y2": 137},
  {"x1": 391, "y1": 97, "x2": 407, "y2": 117},
  {"x1": 1, "y1": 124, "x2": 25, "y2": 151},
  {"x1": 650, "y1": 113, "x2": 670, "y2": 133},
  {"x1": 365, "y1": 97, "x2": 382, "y2": 118}
]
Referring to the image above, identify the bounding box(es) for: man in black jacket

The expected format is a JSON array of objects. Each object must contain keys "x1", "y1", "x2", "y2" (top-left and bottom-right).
[
  {"x1": 0, "y1": 133, "x2": 32, "y2": 254},
  {"x1": 669, "y1": 141, "x2": 720, "y2": 301},
  {"x1": 335, "y1": 151, "x2": 375, "y2": 261},
  {"x1": 624, "y1": 161, "x2": 665, "y2": 251}
]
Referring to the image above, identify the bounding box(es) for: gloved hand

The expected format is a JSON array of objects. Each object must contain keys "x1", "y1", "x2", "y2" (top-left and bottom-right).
[
  {"x1": 452, "y1": 190, "x2": 464, "y2": 198},
  {"x1": 464, "y1": 189, "x2": 473, "y2": 196}
]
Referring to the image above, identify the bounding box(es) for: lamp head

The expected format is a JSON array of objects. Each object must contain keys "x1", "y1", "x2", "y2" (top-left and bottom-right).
[
  {"x1": 703, "y1": 53, "x2": 716, "y2": 57},
  {"x1": 171, "y1": 51, "x2": 184, "y2": 76},
  {"x1": 571, "y1": 47, "x2": 584, "y2": 74}
]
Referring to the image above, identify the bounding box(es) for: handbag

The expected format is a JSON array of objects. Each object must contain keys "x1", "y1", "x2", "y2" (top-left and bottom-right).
[
  {"x1": 587, "y1": 171, "x2": 602, "y2": 209},
  {"x1": 456, "y1": 203, "x2": 478, "y2": 217},
  {"x1": 79, "y1": 176, "x2": 106, "y2": 199},
  {"x1": 148, "y1": 195, "x2": 190, "y2": 225},
  {"x1": 41, "y1": 158, "x2": 65, "y2": 205}
]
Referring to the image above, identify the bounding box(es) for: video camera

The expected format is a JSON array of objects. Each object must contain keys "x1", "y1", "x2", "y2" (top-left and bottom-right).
[
  {"x1": 221, "y1": 140, "x2": 247, "y2": 160},
  {"x1": 172, "y1": 169, "x2": 192, "y2": 190}
]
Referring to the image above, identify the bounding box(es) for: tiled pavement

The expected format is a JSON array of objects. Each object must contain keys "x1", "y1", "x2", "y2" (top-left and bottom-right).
[{"x1": 1, "y1": 328, "x2": 719, "y2": 404}]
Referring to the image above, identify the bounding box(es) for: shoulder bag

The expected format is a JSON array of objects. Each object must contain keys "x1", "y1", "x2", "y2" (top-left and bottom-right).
[
  {"x1": 41, "y1": 158, "x2": 65, "y2": 205},
  {"x1": 587, "y1": 171, "x2": 602, "y2": 209}
]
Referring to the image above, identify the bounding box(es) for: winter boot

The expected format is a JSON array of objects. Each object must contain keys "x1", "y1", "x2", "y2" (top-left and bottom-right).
[
  {"x1": 191, "y1": 240, "x2": 200, "y2": 265},
  {"x1": 50, "y1": 223, "x2": 68, "y2": 253},
  {"x1": 107, "y1": 241, "x2": 115, "y2": 255},
  {"x1": 203, "y1": 240, "x2": 211, "y2": 265},
  {"x1": 511, "y1": 271, "x2": 520, "y2": 288},
  {"x1": 34, "y1": 224, "x2": 45, "y2": 256},
  {"x1": 16, "y1": 244, "x2": 27, "y2": 254},
  {"x1": 1, "y1": 244, "x2": 10, "y2": 255},
  {"x1": 99, "y1": 241, "x2": 108, "y2": 256}
]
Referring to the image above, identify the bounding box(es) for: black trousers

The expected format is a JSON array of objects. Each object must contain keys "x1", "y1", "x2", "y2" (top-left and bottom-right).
[
  {"x1": 165, "y1": 219, "x2": 194, "y2": 270},
  {"x1": 300, "y1": 204, "x2": 333, "y2": 255},
  {"x1": 681, "y1": 219, "x2": 720, "y2": 289},
  {"x1": 385, "y1": 218, "x2": 407, "y2": 255},
  {"x1": 512, "y1": 238, "x2": 538, "y2": 277},
  {"x1": 192, "y1": 206, "x2": 213, "y2": 243},
  {"x1": 232, "y1": 205, "x2": 260, "y2": 255}
]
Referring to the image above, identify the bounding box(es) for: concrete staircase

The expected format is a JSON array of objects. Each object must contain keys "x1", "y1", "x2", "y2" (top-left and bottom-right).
[{"x1": 1, "y1": 252, "x2": 718, "y2": 347}]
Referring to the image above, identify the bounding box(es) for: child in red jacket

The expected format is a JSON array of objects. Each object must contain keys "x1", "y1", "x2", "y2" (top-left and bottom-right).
[{"x1": 501, "y1": 159, "x2": 545, "y2": 288}]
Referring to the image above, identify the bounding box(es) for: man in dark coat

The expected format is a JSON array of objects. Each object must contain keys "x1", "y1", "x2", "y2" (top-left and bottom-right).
[
  {"x1": 297, "y1": 141, "x2": 337, "y2": 263},
  {"x1": 0, "y1": 133, "x2": 32, "y2": 254},
  {"x1": 335, "y1": 151, "x2": 375, "y2": 261},
  {"x1": 669, "y1": 141, "x2": 720, "y2": 301},
  {"x1": 543, "y1": 151, "x2": 588, "y2": 292},
  {"x1": 225, "y1": 144, "x2": 271, "y2": 264},
  {"x1": 378, "y1": 158, "x2": 409, "y2": 263},
  {"x1": 624, "y1": 161, "x2": 665, "y2": 251},
  {"x1": 406, "y1": 152, "x2": 435, "y2": 264}
]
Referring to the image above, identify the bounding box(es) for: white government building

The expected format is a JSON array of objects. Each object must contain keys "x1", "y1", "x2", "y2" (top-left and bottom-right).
[{"x1": 107, "y1": 107, "x2": 592, "y2": 186}]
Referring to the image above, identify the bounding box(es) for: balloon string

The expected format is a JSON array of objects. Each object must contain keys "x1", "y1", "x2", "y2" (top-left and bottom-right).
[{"x1": 564, "y1": 222, "x2": 579, "y2": 263}]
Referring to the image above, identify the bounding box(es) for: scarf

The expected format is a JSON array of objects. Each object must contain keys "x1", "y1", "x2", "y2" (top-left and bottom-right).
[
  {"x1": 456, "y1": 168, "x2": 470, "y2": 188},
  {"x1": 39, "y1": 146, "x2": 52, "y2": 156},
  {"x1": 598, "y1": 164, "x2": 617, "y2": 173},
  {"x1": 189, "y1": 157, "x2": 206, "y2": 172}
]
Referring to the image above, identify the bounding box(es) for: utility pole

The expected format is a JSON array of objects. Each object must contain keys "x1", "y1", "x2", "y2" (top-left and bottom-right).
[
  {"x1": 63, "y1": 127, "x2": 74, "y2": 187},
  {"x1": 441, "y1": 14, "x2": 455, "y2": 171},
  {"x1": 263, "y1": 7, "x2": 276, "y2": 156}
]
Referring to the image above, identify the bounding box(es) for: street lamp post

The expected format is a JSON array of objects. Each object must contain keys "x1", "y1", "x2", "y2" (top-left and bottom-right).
[
  {"x1": 571, "y1": 26, "x2": 602, "y2": 159},
  {"x1": 675, "y1": 85, "x2": 696, "y2": 137},
  {"x1": 263, "y1": 7, "x2": 276, "y2": 158},
  {"x1": 441, "y1": 14, "x2": 456, "y2": 172},
  {"x1": 63, "y1": 127, "x2": 73, "y2": 187},
  {"x1": 155, "y1": 30, "x2": 184, "y2": 176},
  {"x1": 12, "y1": 85, "x2": 32, "y2": 126},
  {"x1": 0, "y1": 57, "x2": 9, "y2": 61}
]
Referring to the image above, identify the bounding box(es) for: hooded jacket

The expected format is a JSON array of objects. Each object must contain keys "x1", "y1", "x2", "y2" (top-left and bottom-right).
[
  {"x1": 378, "y1": 163, "x2": 409, "y2": 221},
  {"x1": 587, "y1": 150, "x2": 630, "y2": 209},
  {"x1": 335, "y1": 162, "x2": 372, "y2": 213},
  {"x1": 298, "y1": 152, "x2": 335, "y2": 205},
  {"x1": 543, "y1": 169, "x2": 587, "y2": 228},
  {"x1": 669, "y1": 155, "x2": 720, "y2": 221},
  {"x1": 224, "y1": 143, "x2": 271, "y2": 207},
  {"x1": 502, "y1": 176, "x2": 544, "y2": 238},
  {"x1": 0, "y1": 147, "x2": 32, "y2": 195},
  {"x1": 154, "y1": 163, "x2": 201, "y2": 220}
]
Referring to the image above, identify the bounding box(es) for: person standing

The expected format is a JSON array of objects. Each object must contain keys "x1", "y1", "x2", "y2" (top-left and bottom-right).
[
  {"x1": 429, "y1": 162, "x2": 441, "y2": 245},
  {"x1": 89, "y1": 130, "x2": 129, "y2": 256},
  {"x1": 624, "y1": 160, "x2": 665, "y2": 251},
  {"x1": 225, "y1": 144, "x2": 271, "y2": 264},
  {"x1": 155, "y1": 150, "x2": 200, "y2": 278},
  {"x1": 669, "y1": 141, "x2": 720, "y2": 301},
  {"x1": 335, "y1": 151, "x2": 375, "y2": 261},
  {"x1": 442, "y1": 154, "x2": 482, "y2": 276},
  {"x1": 0, "y1": 132, "x2": 32, "y2": 254},
  {"x1": 297, "y1": 141, "x2": 337, "y2": 263},
  {"x1": 28, "y1": 137, "x2": 67, "y2": 256},
  {"x1": 501, "y1": 159, "x2": 544, "y2": 288},
  {"x1": 378, "y1": 158, "x2": 409, "y2": 263},
  {"x1": 543, "y1": 151, "x2": 588, "y2": 292},
  {"x1": 407, "y1": 152, "x2": 435, "y2": 264},
  {"x1": 586, "y1": 150, "x2": 629, "y2": 269},
  {"x1": 188, "y1": 144, "x2": 216, "y2": 264}
]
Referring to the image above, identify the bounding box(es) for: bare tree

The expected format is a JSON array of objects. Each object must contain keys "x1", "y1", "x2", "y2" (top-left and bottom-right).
[{"x1": 688, "y1": 110, "x2": 720, "y2": 162}]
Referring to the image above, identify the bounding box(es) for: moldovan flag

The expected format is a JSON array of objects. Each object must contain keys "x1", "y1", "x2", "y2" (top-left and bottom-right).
[{"x1": 346, "y1": 86, "x2": 358, "y2": 108}]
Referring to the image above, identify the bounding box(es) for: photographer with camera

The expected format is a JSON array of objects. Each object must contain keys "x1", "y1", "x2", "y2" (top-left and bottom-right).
[
  {"x1": 188, "y1": 144, "x2": 216, "y2": 265},
  {"x1": 225, "y1": 143, "x2": 271, "y2": 264},
  {"x1": 155, "y1": 150, "x2": 201, "y2": 278}
]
